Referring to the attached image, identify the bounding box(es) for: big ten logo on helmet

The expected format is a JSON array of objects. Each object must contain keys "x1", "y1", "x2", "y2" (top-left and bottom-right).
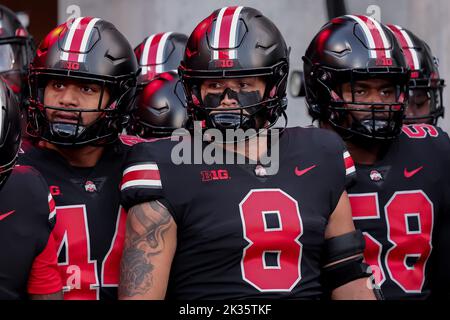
[
  {"x1": 366, "y1": 5, "x2": 381, "y2": 22},
  {"x1": 62, "y1": 61, "x2": 80, "y2": 70},
  {"x1": 376, "y1": 57, "x2": 393, "y2": 66},
  {"x1": 214, "y1": 59, "x2": 235, "y2": 68}
]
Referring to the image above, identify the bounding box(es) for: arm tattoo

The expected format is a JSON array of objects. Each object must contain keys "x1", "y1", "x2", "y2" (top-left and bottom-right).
[{"x1": 119, "y1": 200, "x2": 172, "y2": 298}]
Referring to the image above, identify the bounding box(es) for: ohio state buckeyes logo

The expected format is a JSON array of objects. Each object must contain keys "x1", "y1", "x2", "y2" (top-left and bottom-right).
[
  {"x1": 370, "y1": 170, "x2": 383, "y2": 182},
  {"x1": 84, "y1": 180, "x2": 97, "y2": 193}
]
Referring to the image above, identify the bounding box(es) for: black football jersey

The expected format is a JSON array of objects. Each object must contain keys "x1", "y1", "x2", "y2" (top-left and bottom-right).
[
  {"x1": 121, "y1": 127, "x2": 356, "y2": 299},
  {"x1": 0, "y1": 166, "x2": 60, "y2": 299},
  {"x1": 347, "y1": 124, "x2": 450, "y2": 300},
  {"x1": 17, "y1": 135, "x2": 143, "y2": 300}
]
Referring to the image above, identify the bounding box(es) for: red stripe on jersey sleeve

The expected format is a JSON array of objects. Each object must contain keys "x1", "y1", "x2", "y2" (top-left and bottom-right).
[
  {"x1": 120, "y1": 168, "x2": 162, "y2": 190},
  {"x1": 48, "y1": 194, "x2": 56, "y2": 213},
  {"x1": 344, "y1": 154, "x2": 355, "y2": 170},
  {"x1": 27, "y1": 233, "x2": 63, "y2": 295}
]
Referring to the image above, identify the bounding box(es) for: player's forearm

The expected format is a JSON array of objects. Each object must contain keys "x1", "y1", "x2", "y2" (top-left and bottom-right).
[
  {"x1": 118, "y1": 201, "x2": 176, "y2": 300},
  {"x1": 331, "y1": 277, "x2": 376, "y2": 300}
]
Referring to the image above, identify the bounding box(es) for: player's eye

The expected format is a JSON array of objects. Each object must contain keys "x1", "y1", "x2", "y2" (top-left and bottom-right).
[
  {"x1": 354, "y1": 88, "x2": 366, "y2": 96},
  {"x1": 239, "y1": 82, "x2": 251, "y2": 89},
  {"x1": 80, "y1": 85, "x2": 98, "y2": 94},
  {"x1": 52, "y1": 81, "x2": 65, "y2": 90},
  {"x1": 207, "y1": 82, "x2": 223, "y2": 90},
  {"x1": 380, "y1": 88, "x2": 394, "y2": 97}
]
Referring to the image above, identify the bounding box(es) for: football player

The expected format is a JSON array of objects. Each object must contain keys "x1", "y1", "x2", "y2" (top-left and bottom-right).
[
  {"x1": 387, "y1": 25, "x2": 445, "y2": 125},
  {"x1": 303, "y1": 15, "x2": 450, "y2": 299},
  {"x1": 128, "y1": 33, "x2": 188, "y2": 138},
  {"x1": 0, "y1": 80, "x2": 62, "y2": 300},
  {"x1": 119, "y1": 7, "x2": 379, "y2": 300},
  {"x1": 19, "y1": 17, "x2": 140, "y2": 300}
]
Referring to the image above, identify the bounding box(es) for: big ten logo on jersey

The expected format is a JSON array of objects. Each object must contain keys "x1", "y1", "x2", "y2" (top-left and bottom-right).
[
  {"x1": 201, "y1": 169, "x2": 230, "y2": 182},
  {"x1": 402, "y1": 124, "x2": 439, "y2": 138}
]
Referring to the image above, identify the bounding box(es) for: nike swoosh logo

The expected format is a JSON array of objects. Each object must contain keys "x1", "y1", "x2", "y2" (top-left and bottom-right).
[
  {"x1": 0, "y1": 210, "x2": 15, "y2": 221},
  {"x1": 295, "y1": 165, "x2": 317, "y2": 177},
  {"x1": 404, "y1": 166, "x2": 423, "y2": 178}
]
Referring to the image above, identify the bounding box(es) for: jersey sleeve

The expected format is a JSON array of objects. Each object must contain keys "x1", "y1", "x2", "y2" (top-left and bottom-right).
[
  {"x1": 120, "y1": 142, "x2": 165, "y2": 211},
  {"x1": 323, "y1": 129, "x2": 356, "y2": 212},
  {"x1": 27, "y1": 190, "x2": 61, "y2": 295},
  {"x1": 307, "y1": 127, "x2": 355, "y2": 215},
  {"x1": 27, "y1": 232, "x2": 62, "y2": 295}
]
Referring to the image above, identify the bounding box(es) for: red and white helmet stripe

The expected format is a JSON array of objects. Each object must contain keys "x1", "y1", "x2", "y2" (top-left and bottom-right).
[
  {"x1": 141, "y1": 32, "x2": 174, "y2": 75},
  {"x1": 387, "y1": 24, "x2": 420, "y2": 73},
  {"x1": 346, "y1": 15, "x2": 391, "y2": 60},
  {"x1": 60, "y1": 17, "x2": 101, "y2": 63},
  {"x1": 212, "y1": 6, "x2": 244, "y2": 60}
]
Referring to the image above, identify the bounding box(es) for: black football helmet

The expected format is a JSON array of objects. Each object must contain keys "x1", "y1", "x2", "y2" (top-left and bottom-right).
[
  {"x1": 134, "y1": 32, "x2": 188, "y2": 86},
  {"x1": 303, "y1": 15, "x2": 410, "y2": 140},
  {"x1": 0, "y1": 5, "x2": 35, "y2": 106},
  {"x1": 179, "y1": 6, "x2": 290, "y2": 131},
  {"x1": 388, "y1": 24, "x2": 445, "y2": 125},
  {"x1": 0, "y1": 79, "x2": 21, "y2": 190},
  {"x1": 27, "y1": 17, "x2": 139, "y2": 146},
  {"x1": 128, "y1": 71, "x2": 188, "y2": 138}
]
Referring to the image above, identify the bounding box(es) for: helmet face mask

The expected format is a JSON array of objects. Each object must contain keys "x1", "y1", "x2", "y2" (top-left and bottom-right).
[
  {"x1": 179, "y1": 6, "x2": 290, "y2": 133},
  {"x1": 313, "y1": 67, "x2": 407, "y2": 140},
  {"x1": 27, "y1": 17, "x2": 138, "y2": 147},
  {"x1": 405, "y1": 76, "x2": 445, "y2": 125},
  {"x1": 188, "y1": 75, "x2": 281, "y2": 131},
  {"x1": 303, "y1": 15, "x2": 410, "y2": 141}
]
